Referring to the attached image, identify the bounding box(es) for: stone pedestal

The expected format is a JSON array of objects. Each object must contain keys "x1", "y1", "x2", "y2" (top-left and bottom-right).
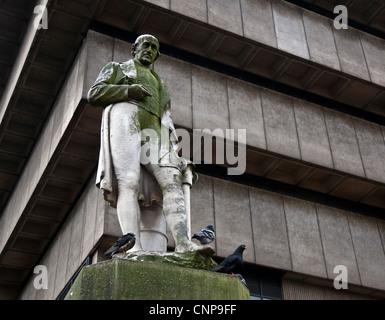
[{"x1": 65, "y1": 256, "x2": 250, "y2": 300}]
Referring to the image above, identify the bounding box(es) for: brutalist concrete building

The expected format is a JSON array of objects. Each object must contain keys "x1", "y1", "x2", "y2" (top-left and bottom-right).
[{"x1": 1, "y1": 0, "x2": 385, "y2": 300}]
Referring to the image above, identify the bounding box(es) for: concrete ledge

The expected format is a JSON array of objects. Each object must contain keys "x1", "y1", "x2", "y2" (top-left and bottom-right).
[{"x1": 65, "y1": 258, "x2": 250, "y2": 300}]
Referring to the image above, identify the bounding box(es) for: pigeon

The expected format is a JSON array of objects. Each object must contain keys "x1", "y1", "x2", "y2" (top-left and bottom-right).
[
  {"x1": 232, "y1": 273, "x2": 248, "y2": 288},
  {"x1": 104, "y1": 233, "x2": 136, "y2": 259},
  {"x1": 211, "y1": 244, "x2": 246, "y2": 274},
  {"x1": 192, "y1": 225, "x2": 215, "y2": 245}
]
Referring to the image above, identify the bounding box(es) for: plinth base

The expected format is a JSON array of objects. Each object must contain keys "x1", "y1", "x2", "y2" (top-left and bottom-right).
[
  {"x1": 117, "y1": 247, "x2": 216, "y2": 270},
  {"x1": 65, "y1": 257, "x2": 249, "y2": 300}
]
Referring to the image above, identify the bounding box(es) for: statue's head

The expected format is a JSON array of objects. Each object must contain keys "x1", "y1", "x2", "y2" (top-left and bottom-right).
[{"x1": 131, "y1": 34, "x2": 160, "y2": 66}]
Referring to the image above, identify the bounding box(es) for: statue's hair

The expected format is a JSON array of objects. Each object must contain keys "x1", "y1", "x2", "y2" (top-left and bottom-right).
[{"x1": 131, "y1": 34, "x2": 160, "y2": 60}]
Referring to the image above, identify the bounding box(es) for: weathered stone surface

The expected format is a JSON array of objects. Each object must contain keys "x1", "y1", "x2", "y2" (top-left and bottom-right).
[
  {"x1": 360, "y1": 32, "x2": 385, "y2": 87},
  {"x1": 65, "y1": 258, "x2": 249, "y2": 300},
  {"x1": 284, "y1": 197, "x2": 327, "y2": 278},
  {"x1": 207, "y1": 0, "x2": 243, "y2": 36},
  {"x1": 353, "y1": 119, "x2": 385, "y2": 184},
  {"x1": 82, "y1": 31, "x2": 113, "y2": 100},
  {"x1": 249, "y1": 189, "x2": 291, "y2": 271},
  {"x1": 227, "y1": 78, "x2": 266, "y2": 150},
  {"x1": 293, "y1": 98, "x2": 333, "y2": 168},
  {"x1": 333, "y1": 28, "x2": 370, "y2": 81},
  {"x1": 302, "y1": 10, "x2": 340, "y2": 70},
  {"x1": 171, "y1": 0, "x2": 207, "y2": 23},
  {"x1": 241, "y1": 0, "x2": 277, "y2": 48},
  {"x1": 116, "y1": 248, "x2": 216, "y2": 271},
  {"x1": 192, "y1": 66, "x2": 229, "y2": 136},
  {"x1": 155, "y1": 55, "x2": 193, "y2": 129},
  {"x1": 323, "y1": 109, "x2": 365, "y2": 177},
  {"x1": 190, "y1": 175, "x2": 216, "y2": 249},
  {"x1": 112, "y1": 38, "x2": 132, "y2": 62},
  {"x1": 143, "y1": 0, "x2": 169, "y2": 9},
  {"x1": 213, "y1": 178, "x2": 255, "y2": 263},
  {"x1": 261, "y1": 89, "x2": 300, "y2": 159},
  {"x1": 348, "y1": 213, "x2": 385, "y2": 291},
  {"x1": 272, "y1": 0, "x2": 309, "y2": 59},
  {"x1": 316, "y1": 204, "x2": 361, "y2": 286}
]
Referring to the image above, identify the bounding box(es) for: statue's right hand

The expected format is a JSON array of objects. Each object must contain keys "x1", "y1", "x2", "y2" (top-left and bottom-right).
[{"x1": 127, "y1": 84, "x2": 152, "y2": 100}]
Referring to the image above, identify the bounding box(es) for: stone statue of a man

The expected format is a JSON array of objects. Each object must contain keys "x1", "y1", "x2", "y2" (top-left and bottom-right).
[{"x1": 88, "y1": 34, "x2": 201, "y2": 253}]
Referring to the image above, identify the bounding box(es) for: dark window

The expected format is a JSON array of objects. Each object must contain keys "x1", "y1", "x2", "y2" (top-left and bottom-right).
[
  {"x1": 212, "y1": 257, "x2": 284, "y2": 300},
  {"x1": 242, "y1": 263, "x2": 284, "y2": 300}
]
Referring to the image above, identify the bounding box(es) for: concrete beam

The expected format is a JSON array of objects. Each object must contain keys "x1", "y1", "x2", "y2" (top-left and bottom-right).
[{"x1": 0, "y1": 0, "x2": 49, "y2": 125}]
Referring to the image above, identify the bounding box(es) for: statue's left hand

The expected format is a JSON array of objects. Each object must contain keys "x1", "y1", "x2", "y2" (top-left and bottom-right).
[
  {"x1": 127, "y1": 84, "x2": 152, "y2": 101},
  {"x1": 182, "y1": 163, "x2": 197, "y2": 186}
]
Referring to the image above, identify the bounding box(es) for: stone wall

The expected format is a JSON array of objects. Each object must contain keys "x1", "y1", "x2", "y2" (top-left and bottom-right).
[
  {"x1": 139, "y1": 0, "x2": 385, "y2": 88},
  {"x1": 155, "y1": 52, "x2": 385, "y2": 185}
]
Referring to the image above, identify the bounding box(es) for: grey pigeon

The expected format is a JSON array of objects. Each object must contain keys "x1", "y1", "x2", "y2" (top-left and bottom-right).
[
  {"x1": 211, "y1": 244, "x2": 246, "y2": 274},
  {"x1": 232, "y1": 273, "x2": 248, "y2": 288},
  {"x1": 104, "y1": 233, "x2": 136, "y2": 259},
  {"x1": 192, "y1": 224, "x2": 215, "y2": 244}
]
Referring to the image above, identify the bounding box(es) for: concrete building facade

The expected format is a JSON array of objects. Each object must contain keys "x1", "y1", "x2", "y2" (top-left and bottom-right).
[{"x1": 0, "y1": 0, "x2": 385, "y2": 299}]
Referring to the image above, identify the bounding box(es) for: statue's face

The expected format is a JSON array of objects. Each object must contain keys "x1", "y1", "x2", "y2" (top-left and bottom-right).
[{"x1": 134, "y1": 37, "x2": 159, "y2": 66}]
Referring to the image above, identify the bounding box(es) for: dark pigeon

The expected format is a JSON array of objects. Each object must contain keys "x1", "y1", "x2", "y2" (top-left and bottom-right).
[
  {"x1": 192, "y1": 224, "x2": 215, "y2": 245},
  {"x1": 211, "y1": 244, "x2": 246, "y2": 274},
  {"x1": 232, "y1": 273, "x2": 248, "y2": 288},
  {"x1": 104, "y1": 233, "x2": 136, "y2": 259}
]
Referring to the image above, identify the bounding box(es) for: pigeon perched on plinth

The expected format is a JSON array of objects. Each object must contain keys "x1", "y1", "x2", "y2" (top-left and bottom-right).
[
  {"x1": 192, "y1": 225, "x2": 215, "y2": 245},
  {"x1": 211, "y1": 244, "x2": 246, "y2": 274},
  {"x1": 232, "y1": 273, "x2": 248, "y2": 288},
  {"x1": 104, "y1": 233, "x2": 136, "y2": 259}
]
